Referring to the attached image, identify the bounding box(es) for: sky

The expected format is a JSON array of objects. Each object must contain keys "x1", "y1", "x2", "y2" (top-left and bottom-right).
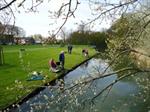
[{"x1": 13, "y1": 0, "x2": 113, "y2": 37}]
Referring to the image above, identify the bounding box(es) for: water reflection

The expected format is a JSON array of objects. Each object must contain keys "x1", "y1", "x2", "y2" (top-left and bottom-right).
[
  {"x1": 80, "y1": 61, "x2": 88, "y2": 69},
  {"x1": 12, "y1": 58, "x2": 149, "y2": 112}
]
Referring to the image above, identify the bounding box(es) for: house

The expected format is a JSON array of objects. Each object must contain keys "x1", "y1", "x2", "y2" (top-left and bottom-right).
[{"x1": 14, "y1": 37, "x2": 35, "y2": 45}]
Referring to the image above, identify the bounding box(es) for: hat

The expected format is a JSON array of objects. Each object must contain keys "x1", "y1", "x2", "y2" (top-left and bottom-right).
[{"x1": 61, "y1": 51, "x2": 64, "y2": 53}]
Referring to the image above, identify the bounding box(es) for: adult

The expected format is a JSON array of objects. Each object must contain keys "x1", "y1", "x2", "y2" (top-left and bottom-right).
[
  {"x1": 68, "y1": 44, "x2": 73, "y2": 54},
  {"x1": 49, "y1": 59, "x2": 60, "y2": 72},
  {"x1": 82, "y1": 49, "x2": 86, "y2": 55},
  {"x1": 85, "y1": 49, "x2": 89, "y2": 57},
  {"x1": 59, "y1": 51, "x2": 65, "y2": 69},
  {"x1": 82, "y1": 48, "x2": 89, "y2": 57}
]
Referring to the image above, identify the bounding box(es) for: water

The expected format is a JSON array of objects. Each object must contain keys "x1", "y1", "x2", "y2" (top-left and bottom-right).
[{"x1": 12, "y1": 58, "x2": 149, "y2": 112}]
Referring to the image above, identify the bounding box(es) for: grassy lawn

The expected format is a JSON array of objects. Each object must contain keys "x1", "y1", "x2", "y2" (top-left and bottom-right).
[{"x1": 0, "y1": 45, "x2": 96, "y2": 109}]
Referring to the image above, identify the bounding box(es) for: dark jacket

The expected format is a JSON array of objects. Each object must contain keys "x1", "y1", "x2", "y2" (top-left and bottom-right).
[{"x1": 59, "y1": 53, "x2": 65, "y2": 62}]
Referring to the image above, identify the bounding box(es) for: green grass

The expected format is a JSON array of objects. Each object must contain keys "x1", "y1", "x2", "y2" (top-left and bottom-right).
[{"x1": 0, "y1": 45, "x2": 96, "y2": 109}]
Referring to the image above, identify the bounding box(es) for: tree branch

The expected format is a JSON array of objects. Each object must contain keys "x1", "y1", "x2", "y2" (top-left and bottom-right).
[
  {"x1": 86, "y1": 0, "x2": 139, "y2": 25},
  {"x1": 131, "y1": 49, "x2": 150, "y2": 58},
  {"x1": 91, "y1": 69, "x2": 150, "y2": 101},
  {"x1": 51, "y1": 0, "x2": 80, "y2": 37},
  {"x1": 0, "y1": 0, "x2": 17, "y2": 11},
  {"x1": 62, "y1": 67, "x2": 141, "y2": 93}
]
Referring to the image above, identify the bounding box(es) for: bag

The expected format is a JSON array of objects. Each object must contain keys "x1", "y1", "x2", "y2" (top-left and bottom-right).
[{"x1": 56, "y1": 62, "x2": 60, "y2": 65}]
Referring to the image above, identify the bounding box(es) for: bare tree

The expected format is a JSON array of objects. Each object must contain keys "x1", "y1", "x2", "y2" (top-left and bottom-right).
[{"x1": 1, "y1": 0, "x2": 150, "y2": 111}]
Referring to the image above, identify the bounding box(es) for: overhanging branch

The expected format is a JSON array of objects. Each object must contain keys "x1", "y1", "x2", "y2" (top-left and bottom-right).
[
  {"x1": 91, "y1": 69, "x2": 150, "y2": 101},
  {"x1": 0, "y1": 0, "x2": 16, "y2": 11}
]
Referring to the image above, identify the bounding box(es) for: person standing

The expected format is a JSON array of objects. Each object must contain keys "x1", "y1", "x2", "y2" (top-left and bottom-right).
[
  {"x1": 68, "y1": 44, "x2": 73, "y2": 54},
  {"x1": 59, "y1": 51, "x2": 65, "y2": 69},
  {"x1": 67, "y1": 44, "x2": 70, "y2": 54},
  {"x1": 70, "y1": 45, "x2": 73, "y2": 54}
]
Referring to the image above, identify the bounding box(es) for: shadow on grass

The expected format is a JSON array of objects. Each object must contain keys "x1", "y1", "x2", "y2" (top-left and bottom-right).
[{"x1": 0, "y1": 64, "x2": 17, "y2": 69}]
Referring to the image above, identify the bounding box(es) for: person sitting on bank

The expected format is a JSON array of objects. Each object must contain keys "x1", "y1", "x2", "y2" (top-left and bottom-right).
[
  {"x1": 82, "y1": 49, "x2": 89, "y2": 57},
  {"x1": 49, "y1": 59, "x2": 61, "y2": 73}
]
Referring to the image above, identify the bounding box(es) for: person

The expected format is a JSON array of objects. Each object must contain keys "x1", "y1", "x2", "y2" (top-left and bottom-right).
[
  {"x1": 82, "y1": 49, "x2": 86, "y2": 55},
  {"x1": 85, "y1": 49, "x2": 89, "y2": 57},
  {"x1": 59, "y1": 51, "x2": 65, "y2": 69},
  {"x1": 70, "y1": 45, "x2": 73, "y2": 54},
  {"x1": 68, "y1": 44, "x2": 73, "y2": 54},
  {"x1": 82, "y1": 48, "x2": 89, "y2": 57},
  {"x1": 49, "y1": 59, "x2": 60, "y2": 72},
  {"x1": 67, "y1": 44, "x2": 70, "y2": 53}
]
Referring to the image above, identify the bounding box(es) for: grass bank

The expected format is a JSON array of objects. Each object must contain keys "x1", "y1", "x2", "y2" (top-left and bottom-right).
[{"x1": 0, "y1": 45, "x2": 96, "y2": 109}]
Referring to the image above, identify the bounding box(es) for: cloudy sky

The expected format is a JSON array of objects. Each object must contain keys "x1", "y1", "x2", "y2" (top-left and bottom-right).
[{"x1": 13, "y1": 0, "x2": 113, "y2": 37}]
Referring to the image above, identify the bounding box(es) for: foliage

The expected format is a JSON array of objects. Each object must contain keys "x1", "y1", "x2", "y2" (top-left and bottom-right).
[
  {"x1": 107, "y1": 12, "x2": 150, "y2": 50},
  {"x1": 0, "y1": 0, "x2": 150, "y2": 111},
  {"x1": 0, "y1": 34, "x2": 14, "y2": 45},
  {"x1": 66, "y1": 31, "x2": 107, "y2": 50},
  {"x1": 31, "y1": 34, "x2": 43, "y2": 42},
  {"x1": 0, "y1": 24, "x2": 26, "y2": 37}
]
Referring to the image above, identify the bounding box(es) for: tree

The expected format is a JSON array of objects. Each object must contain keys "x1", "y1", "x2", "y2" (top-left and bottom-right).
[
  {"x1": 46, "y1": 34, "x2": 57, "y2": 44},
  {"x1": 0, "y1": 22, "x2": 4, "y2": 33},
  {"x1": 3, "y1": 24, "x2": 26, "y2": 37},
  {"x1": 0, "y1": 23, "x2": 25, "y2": 65},
  {"x1": 67, "y1": 30, "x2": 107, "y2": 50},
  {"x1": 0, "y1": 46, "x2": 4, "y2": 65},
  {"x1": 32, "y1": 34, "x2": 43, "y2": 42},
  {"x1": 0, "y1": 0, "x2": 150, "y2": 111}
]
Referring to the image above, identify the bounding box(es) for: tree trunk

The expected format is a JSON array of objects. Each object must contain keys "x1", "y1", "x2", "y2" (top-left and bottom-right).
[{"x1": 0, "y1": 46, "x2": 4, "y2": 65}]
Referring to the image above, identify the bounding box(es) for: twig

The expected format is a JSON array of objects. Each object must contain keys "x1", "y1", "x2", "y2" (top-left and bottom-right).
[
  {"x1": 91, "y1": 69, "x2": 150, "y2": 101},
  {"x1": 0, "y1": 0, "x2": 17, "y2": 11},
  {"x1": 86, "y1": 0, "x2": 139, "y2": 25}
]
